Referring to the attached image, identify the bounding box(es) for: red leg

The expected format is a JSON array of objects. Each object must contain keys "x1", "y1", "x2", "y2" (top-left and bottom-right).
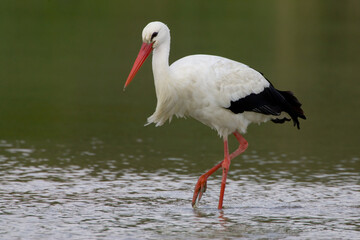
[
  {"x1": 229, "y1": 131, "x2": 248, "y2": 159},
  {"x1": 218, "y1": 139, "x2": 230, "y2": 209},
  {"x1": 191, "y1": 161, "x2": 222, "y2": 207},
  {"x1": 192, "y1": 131, "x2": 248, "y2": 208}
]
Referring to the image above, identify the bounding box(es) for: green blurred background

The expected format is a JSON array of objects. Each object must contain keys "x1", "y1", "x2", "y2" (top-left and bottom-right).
[{"x1": 0, "y1": 0, "x2": 359, "y2": 162}]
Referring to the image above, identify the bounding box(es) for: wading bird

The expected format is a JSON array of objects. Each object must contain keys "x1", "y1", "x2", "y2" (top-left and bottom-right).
[{"x1": 124, "y1": 21, "x2": 306, "y2": 209}]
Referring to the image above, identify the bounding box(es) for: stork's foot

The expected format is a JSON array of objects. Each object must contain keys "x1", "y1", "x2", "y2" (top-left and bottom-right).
[{"x1": 192, "y1": 174, "x2": 208, "y2": 207}]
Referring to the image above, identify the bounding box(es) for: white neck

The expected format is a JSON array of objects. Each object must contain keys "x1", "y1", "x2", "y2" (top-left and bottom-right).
[{"x1": 152, "y1": 37, "x2": 171, "y2": 97}]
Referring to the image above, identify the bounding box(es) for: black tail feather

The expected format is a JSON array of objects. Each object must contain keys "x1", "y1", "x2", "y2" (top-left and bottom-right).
[
  {"x1": 271, "y1": 117, "x2": 291, "y2": 124},
  {"x1": 278, "y1": 90, "x2": 306, "y2": 129}
]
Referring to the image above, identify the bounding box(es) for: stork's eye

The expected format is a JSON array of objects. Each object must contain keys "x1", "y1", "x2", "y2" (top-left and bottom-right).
[{"x1": 151, "y1": 32, "x2": 158, "y2": 41}]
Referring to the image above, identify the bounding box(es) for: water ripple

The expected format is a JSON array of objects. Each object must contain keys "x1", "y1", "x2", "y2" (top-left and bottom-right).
[{"x1": 0, "y1": 139, "x2": 359, "y2": 239}]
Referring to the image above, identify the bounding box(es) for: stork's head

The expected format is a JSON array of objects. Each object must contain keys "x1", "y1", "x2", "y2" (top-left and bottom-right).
[
  {"x1": 142, "y1": 21, "x2": 170, "y2": 49},
  {"x1": 124, "y1": 21, "x2": 170, "y2": 89}
]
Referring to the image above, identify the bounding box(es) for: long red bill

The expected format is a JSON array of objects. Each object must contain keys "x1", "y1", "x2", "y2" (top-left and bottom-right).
[{"x1": 124, "y1": 42, "x2": 154, "y2": 90}]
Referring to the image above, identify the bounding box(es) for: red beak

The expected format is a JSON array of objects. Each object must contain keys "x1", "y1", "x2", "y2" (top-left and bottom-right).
[{"x1": 124, "y1": 42, "x2": 154, "y2": 90}]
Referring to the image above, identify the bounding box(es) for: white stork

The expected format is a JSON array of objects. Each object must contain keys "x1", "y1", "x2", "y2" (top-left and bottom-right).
[{"x1": 124, "y1": 21, "x2": 306, "y2": 209}]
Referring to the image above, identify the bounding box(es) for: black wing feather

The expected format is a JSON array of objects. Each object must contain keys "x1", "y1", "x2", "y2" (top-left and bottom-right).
[{"x1": 227, "y1": 84, "x2": 306, "y2": 129}]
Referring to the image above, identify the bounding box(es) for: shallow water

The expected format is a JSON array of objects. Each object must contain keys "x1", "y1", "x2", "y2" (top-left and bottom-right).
[
  {"x1": 1, "y1": 1, "x2": 360, "y2": 239},
  {"x1": 0, "y1": 140, "x2": 359, "y2": 239}
]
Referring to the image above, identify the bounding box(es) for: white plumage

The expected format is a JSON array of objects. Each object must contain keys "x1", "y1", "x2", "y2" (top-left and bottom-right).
[
  {"x1": 149, "y1": 54, "x2": 273, "y2": 137},
  {"x1": 124, "y1": 21, "x2": 305, "y2": 209}
]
